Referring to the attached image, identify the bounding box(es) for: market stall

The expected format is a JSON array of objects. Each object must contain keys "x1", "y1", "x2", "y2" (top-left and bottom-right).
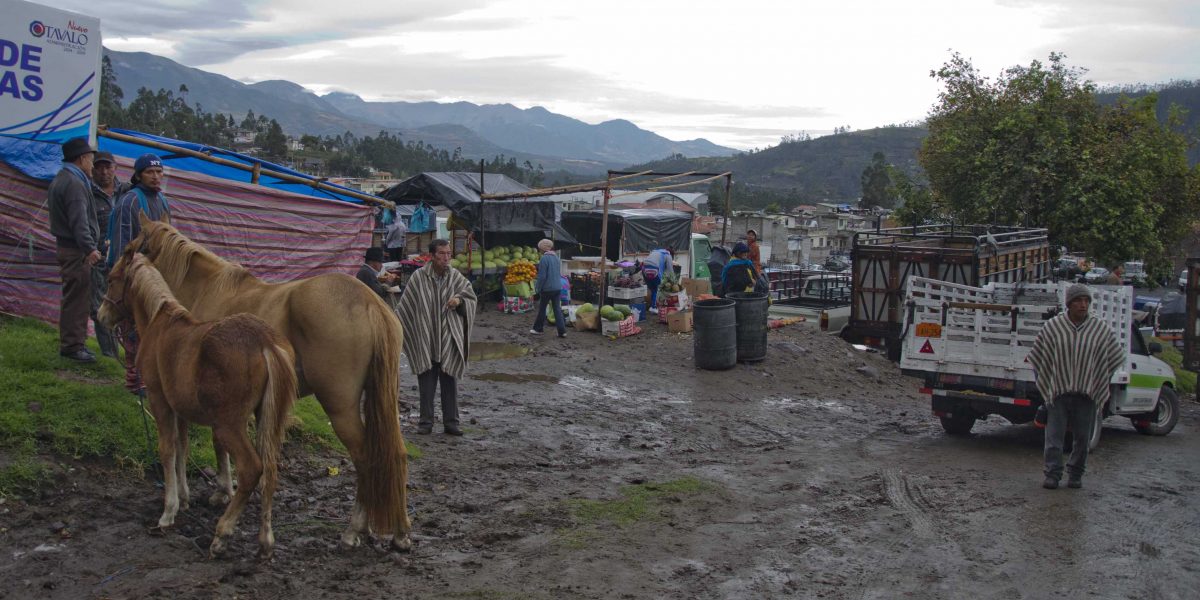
[{"x1": 381, "y1": 172, "x2": 578, "y2": 307}]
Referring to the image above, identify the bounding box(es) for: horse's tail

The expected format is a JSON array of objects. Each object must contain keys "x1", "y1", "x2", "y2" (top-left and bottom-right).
[
  {"x1": 360, "y1": 302, "x2": 409, "y2": 533},
  {"x1": 257, "y1": 341, "x2": 298, "y2": 494}
]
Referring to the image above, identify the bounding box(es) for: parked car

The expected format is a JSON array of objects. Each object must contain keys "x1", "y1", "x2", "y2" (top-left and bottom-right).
[
  {"x1": 1084, "y1": 267, "x2": 1111, "y2": 284},
  {"x1": 1123, "y1": 261, "x2": 1148, "y2": 286},
  {"x1": 823, "y1": 256, "x2": 850, "y2": 272}
]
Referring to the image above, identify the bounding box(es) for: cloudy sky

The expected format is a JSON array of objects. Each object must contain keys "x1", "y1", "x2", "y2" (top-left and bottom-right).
[{"x1": 58, "y1": 0, "x2": 1200, "y2": 150}]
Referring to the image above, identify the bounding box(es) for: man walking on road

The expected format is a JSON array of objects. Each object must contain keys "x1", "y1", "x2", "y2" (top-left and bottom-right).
[
  {"x1": 396, "y1": 239, "x2": 478, "y2": 436},
  {"x1": 1027, "y1": 283, "x2": 1124, "y2": 490},
  {"x1": 47, "y1": 137, "x2": 102, "y2": 363}
]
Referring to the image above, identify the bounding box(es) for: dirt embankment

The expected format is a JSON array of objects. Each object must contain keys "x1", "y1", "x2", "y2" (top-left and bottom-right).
[{"x1": 2, "y1": 310, "x2": 1197, "y2": 599}]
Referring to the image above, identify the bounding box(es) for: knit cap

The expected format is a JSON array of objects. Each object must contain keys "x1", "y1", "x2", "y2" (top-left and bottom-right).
[{"x1": 1065, "y1": 283, "x2": 1092, "y2": 305}]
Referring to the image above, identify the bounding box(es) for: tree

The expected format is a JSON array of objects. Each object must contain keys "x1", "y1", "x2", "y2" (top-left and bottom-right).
[
  {"x1": 889, "y1": 168, "x2": 938, "y2": 227},
  {"x1": 98, "y1": 55, "x2": 125, "y2": 127},
  {"x1": 860, "y1": 152, "x2": 894, "y2": 209},
  {"x1": 256, "y1": 119, "x2": 287, "y2": 159},
  {"x1": 921, "y1": 52, "x2": 1200, "y2": 266}
]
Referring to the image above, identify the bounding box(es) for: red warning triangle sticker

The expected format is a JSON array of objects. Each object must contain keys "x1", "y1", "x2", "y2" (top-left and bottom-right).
[{"x1": 919, "y1": 340, "x2": 935, "y2": 354}]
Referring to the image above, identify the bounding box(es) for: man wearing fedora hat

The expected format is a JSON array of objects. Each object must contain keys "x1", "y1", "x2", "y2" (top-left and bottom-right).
[
  {"x1": 47, "y1": 137, "x2": 102, "y2": 363},
  {"x1": 88, "y1": 151, "x2": 128, "y2": 359}
]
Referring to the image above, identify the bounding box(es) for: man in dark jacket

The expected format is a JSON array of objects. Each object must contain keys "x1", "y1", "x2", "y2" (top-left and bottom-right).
[
  {"x1": 89, "y1": 151, "x2": 126, "y2": 359},
  {"x1": 357, "y1": 247, "x2": 397, "y2": 299},
  {"x1": 48, "y1": 137, "x2": 102, "y2": 363}
]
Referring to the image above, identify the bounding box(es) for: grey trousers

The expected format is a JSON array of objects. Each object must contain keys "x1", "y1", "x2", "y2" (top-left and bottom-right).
[
  {"x1": 1044, "y1": 393, "x2": 1095, "y2": 480},
  {"x1": 417, "y1": 362, "x2": 458, "y2": 428}
]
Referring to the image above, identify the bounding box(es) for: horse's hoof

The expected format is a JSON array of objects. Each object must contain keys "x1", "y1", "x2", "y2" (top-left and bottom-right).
[
  {"x1": 148, "y1": 524, "x2": 172, "y2": 536},
  {"x1": 209, "y1": 538, "x2": 227, "y2": 558},
  {"x1": 208, "y1": 492, "x2": 231, "y2": 507},
  {"x1": 392, "y1": 534, "x2": 413, "y2": 553},
  {"x1": 339, "y1": 531, "x2": 362, "y2": 548},
  {"x1": 256, "y1": 546, "x2": 274, "y2": 561}
]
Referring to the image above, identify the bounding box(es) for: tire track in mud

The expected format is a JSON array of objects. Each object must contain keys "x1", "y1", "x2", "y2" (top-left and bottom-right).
[{"x1": 880, "y1": 468, "x2": 934, "y2": 538}]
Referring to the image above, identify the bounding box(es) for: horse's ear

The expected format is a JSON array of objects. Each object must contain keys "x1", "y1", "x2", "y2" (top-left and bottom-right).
[{"x1": 138, "y1": 211, "x2": 151, "y2": 228}]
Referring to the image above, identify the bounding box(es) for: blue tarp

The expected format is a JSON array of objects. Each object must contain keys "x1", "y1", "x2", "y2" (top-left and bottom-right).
[{"x1": 0, "y1": 129, "x2": 373, "y2": 205}]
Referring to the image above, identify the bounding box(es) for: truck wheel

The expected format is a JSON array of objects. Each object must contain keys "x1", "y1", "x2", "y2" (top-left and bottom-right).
[
  {"x1": 939, "y1": 412, "x2": 976, "y2": 435},
  {"x1": 1134, "y1": 386, "x2": 1180, "y2": 436}
]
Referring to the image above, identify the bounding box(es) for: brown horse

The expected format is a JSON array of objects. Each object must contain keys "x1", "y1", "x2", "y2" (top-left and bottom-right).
[
  {"x1": 128, "y1": 213, "x2": 412, "y2": 550},
  {"x1": 98, "y1": 251, "x2": 298, "y2": 559}
]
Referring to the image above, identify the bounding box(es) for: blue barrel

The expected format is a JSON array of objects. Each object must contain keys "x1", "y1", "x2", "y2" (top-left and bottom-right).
[
  {"x1": 693, "y1": 298, "x2": 737, "y2": 370},
  {"x1": 727, "y1": 292, "x2": 769, "y2": 363}
]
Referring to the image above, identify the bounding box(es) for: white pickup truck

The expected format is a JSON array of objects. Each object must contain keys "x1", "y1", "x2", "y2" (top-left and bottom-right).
[{"x1": 900, "y1": 277, "x2": 1180, "y2": 449}]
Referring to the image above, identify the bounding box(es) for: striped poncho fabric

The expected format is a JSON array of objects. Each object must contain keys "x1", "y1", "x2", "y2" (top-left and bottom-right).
[
  {"x1": 396, "y1": 264, "x2": 477, "y2": 379},
  {"x1": 1027, "y1": 312, "x2": 1125, "y2": 408}
]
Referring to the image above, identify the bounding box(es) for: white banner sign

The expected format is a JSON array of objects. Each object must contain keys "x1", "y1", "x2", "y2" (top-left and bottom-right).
[{"x1": 0, "y1": 0, "x2": 101, "y2": 144}]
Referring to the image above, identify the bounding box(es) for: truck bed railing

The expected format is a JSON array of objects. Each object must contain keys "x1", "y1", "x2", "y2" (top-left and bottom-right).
[{"x1": 900, "y1": 277, "x2": 1133, "y2": 379}]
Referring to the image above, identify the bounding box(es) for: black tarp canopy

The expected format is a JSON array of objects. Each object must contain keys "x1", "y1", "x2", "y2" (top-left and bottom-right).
[
  {"x1": 381, "y1": 172, "x2": 575, "y2": 245},
  {"x1": 561, "y1": 208, "x2": 692, "y2": 261}
]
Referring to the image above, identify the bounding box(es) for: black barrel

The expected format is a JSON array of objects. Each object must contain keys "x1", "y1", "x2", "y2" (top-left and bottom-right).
[
  {"x1": 693, "y1": 298, "x2": 737, "y2": 370},
  {"x1": 727, "y1": 292, "x2": 769, "y2": 362}
]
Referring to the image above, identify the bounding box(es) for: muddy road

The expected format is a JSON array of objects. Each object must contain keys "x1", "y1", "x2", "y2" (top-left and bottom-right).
[{"x1": 3, "y1": 310, "x2": 1198, "y2": 599}]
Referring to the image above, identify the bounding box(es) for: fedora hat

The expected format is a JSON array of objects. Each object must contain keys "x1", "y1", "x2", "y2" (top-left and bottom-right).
[{"x1": 62, "y1": 137, "x2": 96, "y2": 162}]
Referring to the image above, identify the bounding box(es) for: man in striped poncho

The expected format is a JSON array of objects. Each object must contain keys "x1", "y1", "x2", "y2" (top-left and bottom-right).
[
  {"x1": 1027, "y1": 283, "x2": 1124, "y2": 490},
  {"x1": 396, "y1": 239, "x2": 478, "y2": 436}
]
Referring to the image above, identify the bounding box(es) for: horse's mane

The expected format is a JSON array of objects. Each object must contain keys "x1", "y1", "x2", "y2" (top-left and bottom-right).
[
  {"x1": 128, "y1": 255, "x2": 186, "y2": 324},
  {"x1": 143, "y1": 221, "x2": 255, "y2": 295}
]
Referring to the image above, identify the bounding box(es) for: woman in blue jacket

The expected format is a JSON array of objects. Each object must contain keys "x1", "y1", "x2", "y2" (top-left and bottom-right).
[
  {"x1": 643, "y1": 246, "x2": 673, "y2": 313},
  {"x1": 720, "y1": 242, "x2": 758, "y2": 296},
  {"x1": 530, "y1": 239, "x2": 566, "y2": 337}
]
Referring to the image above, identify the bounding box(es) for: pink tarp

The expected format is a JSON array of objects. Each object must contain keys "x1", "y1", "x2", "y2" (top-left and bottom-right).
[{"x1": 0, "y1": 156, "x2": 374, "y2": 327}]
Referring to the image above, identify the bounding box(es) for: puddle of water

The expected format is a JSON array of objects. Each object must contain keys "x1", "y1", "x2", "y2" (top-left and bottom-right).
[
  {"x1": 473, "y1": 372, "x2": 559, "y2": 384},
  {"x1": 469, "y1": 342, "x2": 530, "y2": 361},
  {"x1": 558, "y1": 375, "x2": 625, "y2": 401},
  {"x1": 764, "y1": 397, "x2": 851, "y2": 413}
]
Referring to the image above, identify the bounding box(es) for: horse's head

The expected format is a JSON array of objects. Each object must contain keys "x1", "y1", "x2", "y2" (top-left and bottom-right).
[
  {"x1": 133, "y1": 211, "x2": 175, "y2": 261},
  {"x1": 98, "y1": 246, "x2": 144, "y2": 329},
  {"x1": 100, "y1": 250, "x2": 177, "y2": 329}
]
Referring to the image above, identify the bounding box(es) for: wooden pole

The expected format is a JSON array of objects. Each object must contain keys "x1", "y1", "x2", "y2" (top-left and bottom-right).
[
  {"x1": 97, "y1": 127, "x2": 394, "y2": 208},
  {"x1": 250, "y1": 161, "x2": 261, "y2": 185},
  {"x1": 721, "y1": 173, "x2": 732, "y2": 246},
  {"x1": 599, "y1": 171, "x2": 613, "y2": 309},
  {"x1": 479, "y1": 159, "x2": 486, "y2": 259}
]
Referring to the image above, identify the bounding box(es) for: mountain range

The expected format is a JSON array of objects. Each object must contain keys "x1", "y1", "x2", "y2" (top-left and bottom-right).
[{"x1": 104, "y1": 49, "x2": 736, "y2": 173}]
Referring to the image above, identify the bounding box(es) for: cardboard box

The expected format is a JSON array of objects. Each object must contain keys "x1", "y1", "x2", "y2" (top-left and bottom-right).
[
  {"x1": 602, "y1": 318, "x2": 622, "y2": 336},
  {"x1": 667, "y1": 310, "x2": 694, "y2": 333},
  {"x1": 604, "y1": 315, "x2": 642, "y2": 338},
  {"x1": 682, "y1": 278, "x2": 712, "y2": 298},
  {"x1": 609, "y1": 285, "x2": 647, "y2": 301}
]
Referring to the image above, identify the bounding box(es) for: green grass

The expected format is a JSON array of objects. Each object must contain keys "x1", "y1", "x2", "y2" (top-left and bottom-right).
[
  {"x1": 0, "y1": 317, "x2": 422, "y2": 496},
  {"x1": 1153, "y1": 337, "x2": 1196, "y2": 394},
  {"x1": 557, "y1": 477, "x2": 716, "y2": 548}
]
